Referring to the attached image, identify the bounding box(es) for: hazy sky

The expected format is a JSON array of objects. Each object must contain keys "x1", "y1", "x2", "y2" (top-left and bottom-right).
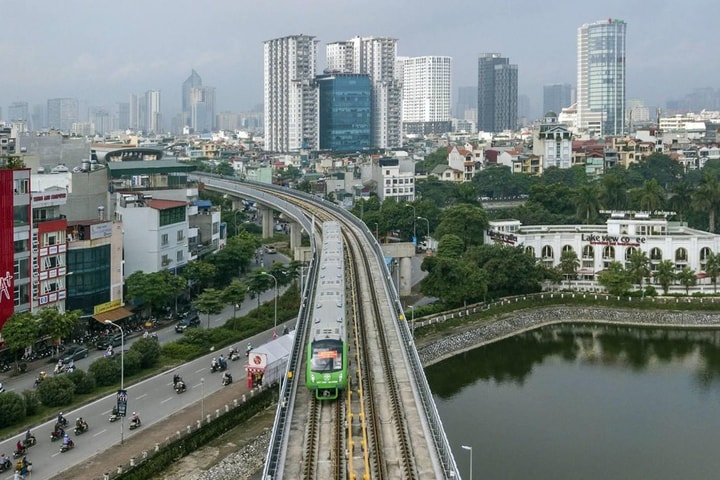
[{"x1": 2, "y1": 0, "x2": 718, "y2": 120}]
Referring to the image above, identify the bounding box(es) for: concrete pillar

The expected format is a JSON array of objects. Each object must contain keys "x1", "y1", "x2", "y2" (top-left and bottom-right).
[
  {"x1": 261, "y1": 207, "x2": 273, "y2": 239},
  {"x1": 289, "y1": 222, "x2": 302, "y2": 250},
  {"x1": 399, "y1": 256, "x2": 412, "y2": 296},
  {"x1": 231, "y1": 198, "x2": 243, "y2": 211}
]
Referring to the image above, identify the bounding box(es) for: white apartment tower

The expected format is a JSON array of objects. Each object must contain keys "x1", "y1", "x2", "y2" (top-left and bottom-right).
[
  {"x1": 326, "y1": 36, "x2": 402, "y2": 149},
  {"x1": 263, "y1": 35, "x2": 319, "y2": 152},
  {"x1": 398, "y1": 56, "x2": 452, "y2": 135},
  {"x1": 577, "y1": 19, "x2": 627, "y2": 136}
]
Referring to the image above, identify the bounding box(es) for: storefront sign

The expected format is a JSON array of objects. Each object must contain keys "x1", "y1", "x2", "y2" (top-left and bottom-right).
[
  {"x1": 487, "y1": 230, "x2": 518, "y2": 245},
  {"x1": 0, "y1": 171, "x2": 16, "y2": 330},
  {"x1": 94, "y1": 299, "x2": 121, "y2": 315},
  {"x1": 581, "y1": 234, "x2": 646, "y2": 246}
]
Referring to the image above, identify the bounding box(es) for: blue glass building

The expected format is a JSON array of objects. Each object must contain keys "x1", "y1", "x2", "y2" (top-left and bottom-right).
[{"x1": 317, "y1": 73, "x2": 371, "y2": 152}]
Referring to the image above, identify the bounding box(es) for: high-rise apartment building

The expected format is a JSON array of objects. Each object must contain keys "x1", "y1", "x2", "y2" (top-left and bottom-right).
[
  {"x1": 577, "y1": 18, "x2": 627, "y2": 136},
  {"x1": 117, "y1": 102, "x2": 130, "y2": 131},
  {"x1": 477, "y1": 53, "x2": 517, "y2": 133},
  {"x1": 317, "y1": 73, "x2": 372, "y2": 152},
  {"x1": 46, "y1": 98, "x2": 79, "y2": 132},
  {"x1": 455, "y1": 86, "x2": 477, "y2": 120},
  {"x1": 7, "y1": 102, "x2": 29, "y2": 125},
  {"x1": 190, "y1": 86, "x2": 216, "y2": 133},
  {"x1": 144, "y1": 90, "x2": 162, "y2": 134},
  {"x1": 326, "y1": 36, "x2": 402, "y2": 149},
  {"x1": 182, "y1": 70, "x2": 203, "y2": 115},
  {"x1": 543, "y1": 84, "x2": 573, "y2": 115},
  {"x1": 263, "y1": 35, "x2": 319, "y2": 152},
  {"x1": 398, "y1": 56, "x2": 452, "y2": 135}
]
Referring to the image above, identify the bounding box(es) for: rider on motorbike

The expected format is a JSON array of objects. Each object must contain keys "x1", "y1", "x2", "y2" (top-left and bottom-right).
[
  {"x1": 211, "y1": 357, "x2": 218, "y2": 371},
  {"x1": 57, "y1": 412, "x2": 66, "y2": 426},
  {"x1": 15, "y1": 441, "x2": 23, "y2": 455},
  {"x1": 75, "y1": 417, "x2": 87, "y2": 431},
  {"x1": 130, "y1": 412, "x2": 141, "y2": 426},
  {"x1": 222, "y1": 371, "x2": 233, "y2": 385},
  {"x1": 62, "y1": 433, "x2": 73, "y2": 449}
]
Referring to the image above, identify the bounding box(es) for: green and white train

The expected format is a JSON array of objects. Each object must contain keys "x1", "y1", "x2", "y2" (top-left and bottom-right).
[{"x1": 306, "y1": 221, "x2": 348, "y2": 400}]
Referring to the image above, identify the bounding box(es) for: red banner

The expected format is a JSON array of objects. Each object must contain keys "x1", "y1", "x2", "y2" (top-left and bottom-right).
[{"x1": 0, "y1": 170, "x2": 15, "y2": 330}]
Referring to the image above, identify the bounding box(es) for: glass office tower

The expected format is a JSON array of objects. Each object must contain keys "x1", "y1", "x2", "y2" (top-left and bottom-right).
[{"x1": 317, "y1": 73, "x2": 372, "y2": 152}]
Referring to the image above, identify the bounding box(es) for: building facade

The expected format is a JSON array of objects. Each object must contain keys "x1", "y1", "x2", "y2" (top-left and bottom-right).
[
  {"x1": 543, "y1": 84, "x2": 573, "y2": 116},
  {"x1": 190, "y1": 86, "x2": 216, "y2": 133},
  {"x1": 46, "y1": 98, "x2": 79, "y2": 133},
  {"x1": 477, "y1": 53, "x2": 517, "y2": 133},
  {"x1": 317, "y1": 73, "x2": 372, "y2": 152},
  {"x1": 577, "y1": 18, "x2": 627, "y2": 136},
  {"x1": 533, "y1": 113, "x2": 573, "y2": 169},
  {"x1": 398, "y1": 56, "x2": 452, "y2": 136},
  {"x1": 264, "y1": 35, "x2": 319, "y2": 152}
]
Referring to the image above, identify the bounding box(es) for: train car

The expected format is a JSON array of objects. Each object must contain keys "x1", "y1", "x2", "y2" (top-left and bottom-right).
[{"x1": 306, "y1": 221, "x2": 348, "y2": 400}]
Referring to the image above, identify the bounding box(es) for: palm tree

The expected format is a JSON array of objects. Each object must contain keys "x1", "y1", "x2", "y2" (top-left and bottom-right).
[
  {"x1": 626, "y1": 250, "x2": 651, "y2": 292},
  {"x1": 558, "y1": 249, "x2": 580, "y2": 289},
  {"x1": 655, "y1": 260, "x2": 676, "y2": 295},
  {"x1": 704, "y1": 251, "x2": 720, "y2": 293},
  {"x1": 599, "y1": 173, "x2": 628, "y2": 211},
  {"x1": 693, "y1": 173, "x2": 720, "y2": 233},
  {"x1": 676, "y1": 266, "x2": 697, "y2": 295},
  {"x1": 636, "y1": 179, "x2": 666, "y2": 212},
  {"x1": 574, "y1": 184, "x2": 601, "y2": 224},
  {"x1": 669, "y1": 180, "x2": 693, "y2": 225}
]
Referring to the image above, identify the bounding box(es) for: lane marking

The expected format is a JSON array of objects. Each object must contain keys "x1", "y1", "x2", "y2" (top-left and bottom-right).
[
  {"x1": 160, "y1": 397, "x2": 173, "y2": 404},
  {"x1": 135, "y1": 394, "x2": 147, "y2": 400},
  {"x1": 194, "y1": 368, "x2": 205, "y2": 374},
  {"x1": 93, "y1": 429, "x2": 107, "y2": 436}
]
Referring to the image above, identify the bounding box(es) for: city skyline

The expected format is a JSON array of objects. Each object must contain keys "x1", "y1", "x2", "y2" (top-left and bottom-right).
[{"x1": 1, "y1": 0, "x2": 719, "y2": 125}]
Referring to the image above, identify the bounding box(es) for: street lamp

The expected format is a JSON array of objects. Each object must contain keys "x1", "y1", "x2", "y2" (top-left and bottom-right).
[
  {"x1": 105, "y1": 320, "x2": 125, "y2": 444},
  {"x1": 417, "y1": 216, "x2": 430, "y2": 243},
  {"x1": 261, "y1": 272, "x2": 278, "y2": 335},
  {"x1": 461, "y1": 445, "x2": 473, "y2": 480},
  {"x1": 405, "y1": 204, "x2": 416, "y2": 244},
  {"x1": 200, "y1": 377, "x2": 205, "y2": 422},
  {"x1": 373, "y1": 222, "x2": 379, "y2": 240}
]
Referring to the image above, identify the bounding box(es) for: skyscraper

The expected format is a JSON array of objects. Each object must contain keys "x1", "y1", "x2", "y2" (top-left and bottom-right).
[
  {"x1": 398, "y1": 56, "x2": 452, "y2": 135},
  {"x1": 455, "y1": 86, "x2": 477, "y2": 120},
  {"x1": 46, "y1": 98, "x2": 79, "y2": 132},
  {"x1": 190, "y1": 86, "x2": 216, "y2": 133},
  {"x1": 543, "y1": 84, "x2": 573, "y2": 115},
  {"x1": 182, "y1": 70, "x2": 203, "y2": 115},
  {"x1": 144, "y1": 90, "x2": 162, "y2": 134},
  {"x1": 577, "y1": 18, "x2": 627, "y2": 136},
  {"x1": 477, "y1": 53, "x2": 517, "y2": 133},
  {"x1": 317, "y1": 73, "x2": 371, "y2": 152},
  {"x1": 7, "y1": 102, "x2": 29, "y2": 124},
  {"x1": 264, "y1": 35, "x2": 319, "y2": 152},
  {"x1": 326, "y1": 37, "x2": 402, "y2": 149}
]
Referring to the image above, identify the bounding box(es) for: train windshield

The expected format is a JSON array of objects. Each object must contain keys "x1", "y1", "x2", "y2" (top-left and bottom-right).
[{"x1": 311, "y1": 340, "x2": 343, "y2": 373}]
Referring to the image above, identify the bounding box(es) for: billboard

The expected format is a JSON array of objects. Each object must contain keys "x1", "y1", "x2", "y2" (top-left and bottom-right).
[{"x1": 0, "y1": 171, "x2": 15, "y2": 330}]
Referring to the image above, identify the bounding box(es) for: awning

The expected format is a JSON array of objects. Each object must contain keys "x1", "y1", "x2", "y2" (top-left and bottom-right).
[{"x1": 92, "y1": 307, "x2": 134, "y2": 324}]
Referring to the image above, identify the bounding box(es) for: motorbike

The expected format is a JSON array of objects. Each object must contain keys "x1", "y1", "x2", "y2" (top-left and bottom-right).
[
  {"x1": 222, "y1": 374, "x2": 233, "y2": 386},
  {"x1": 174, "y1": 381, "x2": 186, "y2": 394},
  {"x1": 210, "y1": 361, "x2": 227, "y2": 373},
  {"x1": 229, "y1": 351, "x2": 241, "y2": 361},
  {"x1": 50, "y1": 429, "x2": 65, "y2": 442},
  {"x1": 59, "y1": 440, "x2": 74, "y2": 453},
  {"x1": 74, "y1": 422, "x2": 89, "y2": 435},
  {"x1": 129, "y1": 418, "x2": 142, "y2": 430},
  {"x1": 56, "y1": 417, "x2": 68, "y2": 428},
  {"x1": 0, "y1": 457, "x2": 11, "y2": 472},
  {"x1": 108, "y1": 412, "x2": 120, "y2": 423}
]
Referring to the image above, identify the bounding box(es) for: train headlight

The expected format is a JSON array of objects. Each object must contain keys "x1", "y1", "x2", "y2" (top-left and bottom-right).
[{"x1": 310, "y1": 374, "x2": 315, "y2": 383}]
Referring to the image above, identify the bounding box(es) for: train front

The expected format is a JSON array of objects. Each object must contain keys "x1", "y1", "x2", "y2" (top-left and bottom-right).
[{"x1": 307, "y1": 337, "x2": 347, "y2": 400}]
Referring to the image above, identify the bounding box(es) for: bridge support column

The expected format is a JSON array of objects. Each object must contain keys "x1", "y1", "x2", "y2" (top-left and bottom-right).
[
  {"x1": 289, "y1": 222, "x2": 302, "y2": 250},
  {"x1": 399, "y1": 256, "x2": 412, "y2": 296},
  {"x1": 231, "y1": 198, "x2": 243, "y2": 211},
  {"x1": 261, "y1": 207, "x2": 274, "y2": 239}
]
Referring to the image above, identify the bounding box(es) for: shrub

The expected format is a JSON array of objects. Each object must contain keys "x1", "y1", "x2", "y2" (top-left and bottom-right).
[
  {"x1": 0, "y1": 392, "x2": 26, "y2": 427},
  {"x1": 36, "y1": 375, "x2": 75, "y2": 407},
  {"x1": 161, "y1": 342, "x2": 203, "y2": 361},
  {"x1": 88, "y1": 357, "x2": 121, "y2": 387},
  {"x1": 67, "y1": 369, "x2": 96, "y2": 395},
  {"x1": 130, "y1": 337, "x2": 161, "y2": 368},
  {"x1": 122, "y1": 349, "x2": 142, "y2": 376},
  {"x1": 22, "y1": 389, "x2": 40, "y2": 416}
]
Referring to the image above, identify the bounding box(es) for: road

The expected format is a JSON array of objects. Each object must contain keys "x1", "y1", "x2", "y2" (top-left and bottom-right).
[{"x1": 0, "y1": 251, "x2": 292, "y2": 480}]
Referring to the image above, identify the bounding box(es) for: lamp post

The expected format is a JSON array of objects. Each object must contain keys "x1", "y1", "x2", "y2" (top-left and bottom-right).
[
  {"x1": 105, "y1": 320, "x2": 124, "y2": 444},
  {"x1": 461, "y1": 445, "x2": 473, "y2": 480},
  {"x1": 373, "y1": 222, "x2": 379, "y2": 240},
  {"x1": 262, "y1": 272, "x2": 278, "y2": 335},
  {"x1": 200, "y1": 377, "x2": 205, "y2": 422},
  {"x1": 417, "y1": 216, "x2": 430, "y2": 243},
  {"x1": 406, "y1": 204, "x2": 416, "y2": 244}
]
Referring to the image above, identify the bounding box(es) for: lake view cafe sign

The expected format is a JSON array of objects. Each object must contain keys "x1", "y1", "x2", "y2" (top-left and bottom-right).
[{"x1": 487, "y1": 229, "x2": 648, "y2": 247}]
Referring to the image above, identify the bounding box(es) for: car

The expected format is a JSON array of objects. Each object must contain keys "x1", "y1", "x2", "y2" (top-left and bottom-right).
[
  {"x1": 96, "y1": 333, "x2": 123, "y2": 350},
  {"x1": 175, "y1": 313, "x2": 201, "y2": 333},
  {"x1": 61, "y1": 345, "x2": 89, "y2": 363},
  {"x1": 264, "y1": 245, "x2": 277, "y2": 254}
]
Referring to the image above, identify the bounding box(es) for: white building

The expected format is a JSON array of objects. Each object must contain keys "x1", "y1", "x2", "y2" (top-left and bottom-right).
[
  {"x1": 486, "y1": 212, "x2": 720, "y2": 292},
  {"x1": 326, "y1": 36, "x2": 402, "y2": 149},
  {"x1": 533, "y1": 113, "x2": 572, "y2": 169},
  {"x1": 576, "y1": 19, "x2": 627, "y2": 136},
  {"x1": 397, "y1": 56, "x2": 452, "y2": 136},
  {"x1": 263, "y1": 35, "x2": 319, "y2": 152},
  {"x1": 370, "y1": 156, "x2": 415, "y2": 202}
]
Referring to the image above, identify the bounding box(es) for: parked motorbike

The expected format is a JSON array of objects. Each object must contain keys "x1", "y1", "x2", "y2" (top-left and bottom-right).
[{"x1": 59, "y1": 439, "x2": 74, "y2": 453}]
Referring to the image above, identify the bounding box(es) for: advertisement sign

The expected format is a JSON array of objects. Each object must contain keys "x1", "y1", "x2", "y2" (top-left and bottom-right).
[
  {"x1": 94, "y1": 299, "x2": 122, "y2": 315},
  {"x1": 90, "y1": 222, "x2": 113, "y2": 240},
  {"x1": 0, "y1": 171, "x2": 16, "y2": 330},
  {"x1": 116, "y1": 389, "x2": 128, "y2": 417},
  {"x1": 249, "y1": 352, "x2": 267, "y2": 369}
]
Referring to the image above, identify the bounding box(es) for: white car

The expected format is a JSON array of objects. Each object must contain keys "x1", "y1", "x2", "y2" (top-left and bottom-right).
[{"x1": 264, "y1": 245, "x2": 277, "y2": 254}]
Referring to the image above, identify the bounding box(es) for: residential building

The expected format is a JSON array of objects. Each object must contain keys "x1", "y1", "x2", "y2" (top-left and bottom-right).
[
  {"x1": 371, "y1": 156, "x2": 414, "y2": 202},
  {"x1": 190, "y1": 86, "x2": 216, "y2": 133},
  {"x1": 577, "y1": 18, "x2": 627, "y2": 136},
  {"x1": 182, "y1": 70, "x2": 203, "y2": 118},
  {"x1": 534, "y1": 112, "x2": 573, "y2": 169},
  {"x1": 398, "y1": 56, "x2": 452, "y2": 136},
  {"x1": 117, "y1": 102, "x2": 130, "y2": 131},
  {"x1": 543, "y1": 84, "x2": 573, "y2": 116},
  {"x1": 317, "y1": 73, "x2": 372, "y2": 152},
  {"x1": 144, "y1": 90, "x2": 162, "y2": 134},
  {"x1": 477, "y1": 53, "x2": 517, "y2": 133},
  {"x1": 46, "y1": 98, "x2": 79, "y2": 133},
  {"x1": 264, "y1": 34, "x2": 319, "y2": 152},
  {"x1": 7, "y1": 102, "x2": 29, "y2": 126},
  {"x1": 326, "y1": 36, "x2": 402, "y2": 149}
]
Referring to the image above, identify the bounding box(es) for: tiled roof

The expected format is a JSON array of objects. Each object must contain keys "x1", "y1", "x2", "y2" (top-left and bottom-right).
[{"x1": 147, "y1": 199, "x2": 187, "y2": 210}]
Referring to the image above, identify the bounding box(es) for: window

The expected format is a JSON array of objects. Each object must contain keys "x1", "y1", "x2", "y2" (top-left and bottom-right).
[
  {"x1": 14, "y1": 239, "x2": 29, "y2": 254},
  {"x1": 161, "y1": 233, "x2": 169, "y2": 246},
  {"x1": 159, "y1": 206, "x2": 186, "y2": 227},
  {"x1": 161, "y1": 255, "x2": 171, "y2": 266},
  {"x1": 177, "y1": 250, "x2": 184, "y2": 262},
  {"x1": 176, "y1": 230, "x2": 184, "y2": 242}
]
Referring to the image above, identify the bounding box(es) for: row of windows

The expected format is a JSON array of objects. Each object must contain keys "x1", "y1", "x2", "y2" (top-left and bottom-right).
[
  {"x1": 159, "y1": 206, "x2": 186, "y2": 227},
  {"x1": 161, "y1": 230, "x2": 186, "y2": 246},
  {"x1": 531, "y1": 245, "x2": 712, "y2": 265},
  {"x1": 385, "y1": 187, "x2": 414, "y2": 194}
]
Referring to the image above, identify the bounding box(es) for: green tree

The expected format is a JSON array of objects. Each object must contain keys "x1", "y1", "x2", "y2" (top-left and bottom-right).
[
  {"x1": 36, "y1": 307, "x2": 81, "y2": 357},
  {"x1": 0, "y1": 392, "x2": 26, "y2": 428},
  {"x1": 419, "y1": 256, "x2": 487, "y2": 307},
  {"x1": 597, "y1": 261, "x2": 632, "y2": 296},
  {"x1": 36, "y1": 375, "x2": 75, "y2": 407},
  {"x1": 223, "y1": 280, "x2": 248, "y2": 319},
  {"x1": 558, "y1": 249, "x2": 580, "y2": 287},
  {"x1": 626, "y1": 250, "x2": 651, "y2": 291},
  {"x1": 574, "y1": 184, "x2": 602, "y2": 224},
  {"x1": 704, "y1": 251, "x2": 720, "y2": 293},
  {"x1": 599, "y1": 172, "x2": 629, "y2": 210},
  {"x1": 436, "y1": 234, "x2": 465, "y2": 259},
  {"x1": 677, "y1": 266, "x2": 697, "y2": 295},
  {"x1": 88, "y1": 357, "x2": 121, "y2": 387},
  {"x1": 125, "y1": 270, "x2": 174, "y2": 316},
  {"x1": 669, "y1": 180, "x2": 693, "y2": 225},
  {"x1": 631, "y1": 179, "x2": 665, "y2": 212},
  {"x1": 434, "y1": 204, "x2": 488, "y2": 249},
  {"x1": 246, "y1": 271, "x2": 275, "y2": 313},
  {"x1": 129, "y1": 337, "x2": 161, "y2": 368},
  {"x1": 465, "y1": 244, "x2": 546, "y2": 298},
  {"x1": 193, "y1": 288, "x2": 225, "y2": 328},
  {"x1": 693, "y1": 173, "x2": 720, "y2": 233},
  {"x1": 473, "y1": 164, "x2": 532, "y2": 199},
  {"x1": 182, "y1": 261, "x2": 217, "y2": 293},
  {"x1": 655, "y1": 260, "x2": 676, "y2": 295},
  {"x1": 66, "y1": 369, "x2": 96, "y2": 395},
  {"x1": 2, "y1": 312, "x2": 40, "y2": 366}
]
